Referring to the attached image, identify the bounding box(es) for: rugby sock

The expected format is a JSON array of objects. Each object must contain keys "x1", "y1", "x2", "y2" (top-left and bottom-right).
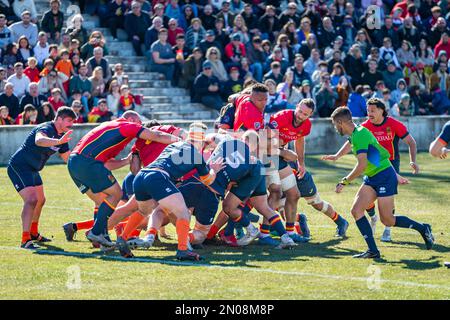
[
  {"x1": 121, "y1": 212, "x2": 144, "y2": 240},
  {"x1": 394, "y1": 216, "x2": 426, "y2": 233},
  {"x1": 188, "y1": 232, "x2": 195, "y2": 243},
  {"x1": 206, "y1": 224, "x2": 220, "y2": 239},
  {"x1": 146, "y1": 227, "x2": 158, "y2": 237},
  {"x1": 366, "y1": 203, "x2": 376, "y2": 217},
  {"x1": 260, "y1": 224, "x2": 270, "y2": 238},
  {"x1": 331, "y1": 212, "x2": 346, "y2": 226},
  {"x1": 91, "y1": 200, "x2": 116, "y2": 235},
  {"x1": 22, "y1": 231, "x2": 31, "y2": 244},
  {"x1": 232, "y1": 211, "x2": 250, "y2": 228},
  {"x1": 75, "y1": 219, "x2": 94, "y2": 231},
  {"x1": 356, "y1": 216, "x2": 379, "y2": 253},
  {"x1": 269, "y1": 215, "x2": 286, "y2": 237},
  {"x1": 30, "y1": 222, "x2": 39, "y2": 236},
  {"x1": 224, "y1": 220, "x2": 235, "y2": 237},
  {"x1": 129, "y1": 229, "x2": 141, "y2": 238},
  {"x1": 286, "y1": 222, "x2": 295, "y2": 234},
  {"x1": 176, "y1": 219, "x2": 190, "y2": 251}
]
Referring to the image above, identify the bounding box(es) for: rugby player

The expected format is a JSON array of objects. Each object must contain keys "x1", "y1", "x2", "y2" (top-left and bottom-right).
[
  {"x1": 67, "y1": 111, "x2": 180, "y2": 247},
  {"x1": 429, "y1": 121, "x2": 450, "y2": 159},
  {"x1": 323, "y1": 98, "x2": 419, "y2": 242},
  {"x1": 117, "y1": 123, "x2": 224, "y2": 260},
  {"x1": 326, "y1": 107, "x2": 434, "y2": 258},
  {"x1": 63, "y1": 120, "x2": 185, "y2": 241},
  {"x1": 7, "y1": 107, "x2": 76, "y2": 249}
]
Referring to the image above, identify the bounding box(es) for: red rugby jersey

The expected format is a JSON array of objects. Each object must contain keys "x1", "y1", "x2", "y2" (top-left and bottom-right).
[
  {"x1": 269, "y1": 110, "x2": 312, "y2": 145},
  {"x1": 361, "y1": 116, "x2": 409, "y2": 161},
  {"x1": 131, "y1": 125, "x2": 179, "y2": 167},
  {"x1": 233, "y1": 94, "x2": 265, "y2": 131},
  {"x1": 72, "y1": 118, "x2": 144, "y2": 163}
]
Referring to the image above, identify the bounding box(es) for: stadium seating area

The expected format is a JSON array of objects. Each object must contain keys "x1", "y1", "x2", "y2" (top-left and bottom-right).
[{"x1": 1, "y1": 0, "x2": 450, "y2": 125}]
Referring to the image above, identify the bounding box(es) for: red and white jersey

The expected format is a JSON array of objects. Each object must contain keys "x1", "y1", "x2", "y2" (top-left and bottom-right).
[{"x1": 269, "y1": 110, "x2": 312, "y2": 145}]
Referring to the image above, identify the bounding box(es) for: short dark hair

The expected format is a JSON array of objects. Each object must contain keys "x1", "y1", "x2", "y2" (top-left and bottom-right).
[
  {"x1": 251, "y1": 83, "x2": 269, "y2": 94},
  {"x1": 56, "y1": 106, "x2": 77, "y2": 120},
  {"x1": 298, "y1": 98, "x2": 315, "y2": 112},
  {"x1": 331, "y1": 106, "x2": 352, "y2": 121},
  {"x1": 159, "y1": 28, "x2": 168, "y2": 34},
  {"x1": 367, "y1": 97, "x2": 387, "y2": 117},
  {"x1": 355, "y1": 85, "x2": 364, "y2": 94},
  {"x1": 144, "y1": 120, "x2": 161, "y2": 128},
  {"x1": 98, "y1": 98, "x2": 107, "y2": 105}
]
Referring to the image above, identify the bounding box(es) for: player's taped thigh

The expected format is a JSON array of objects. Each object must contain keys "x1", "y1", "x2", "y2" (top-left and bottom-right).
[
  {"x1": 266, "y1": 169, "x2": 281, "y2": 187},
  {"x1": 306, "y1": 193, "x2": 329, "y2": 213},
  {"x1": 281, "y1": 173, "x2": 297, "y2": 192},
  {"x1": 190, "y1": 221, "x2": 211, "y2": 244}
]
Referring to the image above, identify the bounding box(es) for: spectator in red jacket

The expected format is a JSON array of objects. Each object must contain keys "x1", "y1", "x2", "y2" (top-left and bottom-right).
[
  {"x1": 224, "y1": 33, "x2": 246, "y2": 69},
  {"x1": 23, "y1": 57, "x2": 40, "y2": 83},
  {"x1": 434, "y1": 32, "x2": 450, "y2": 58},
  {"x1": 14, "y1": 104, "x2": 38, "y2": 124},
  {"x1": 167, "y1": 18, "x2": 184, "y2": 46},
  {"x1": 47, "y1": 88, "x2": 65, "y2": 111}
]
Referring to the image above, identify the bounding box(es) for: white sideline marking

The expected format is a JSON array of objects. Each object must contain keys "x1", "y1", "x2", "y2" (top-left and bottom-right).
[{"x1": 0, "y1": 246, "x2": 449, "y2": 291}]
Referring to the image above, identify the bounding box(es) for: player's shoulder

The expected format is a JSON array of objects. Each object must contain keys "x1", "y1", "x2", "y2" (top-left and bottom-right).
[
  {"x1": 385, "y1": 116, "x2": 404, "y2": 126},
  {"x1": 360, "y1": 118, "x2": 371, "y2": 128},
  {"x1": 443, "y1": 121, "x2": 450, "y2": 131}
]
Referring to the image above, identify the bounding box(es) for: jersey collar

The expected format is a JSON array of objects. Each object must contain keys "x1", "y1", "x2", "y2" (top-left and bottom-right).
[{"x1": 372, "y1": 116, "x2": 388, "y2": 127}]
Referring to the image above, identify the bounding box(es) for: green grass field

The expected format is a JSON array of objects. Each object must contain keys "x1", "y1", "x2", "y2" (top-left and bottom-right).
[{"x1": 0, "y1": 153, "x2": 449, "y2": 300}]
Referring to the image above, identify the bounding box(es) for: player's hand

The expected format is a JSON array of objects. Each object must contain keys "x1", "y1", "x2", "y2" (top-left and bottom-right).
[
  {"x1": 396, "y1": 174, "x2": 410, "y2": 185},
  {"x1": 410, "y1": 162, "x2": 419, "y2": 174},
  {"x1": 321, "y1": 154, "x2": 338, "y2": 161},
  {"x1": 335, "y1": 183, "x2": 345, "y2": 193},
  {"x1": 58, "y1": 130, "x2": 73, "y2": 144},
  {"x1": 440, "y1": 147, "x2": 449, "y2": 159},
  {"x1": 209, "y1": 157, "x2": 226, "y2": 174},
  {"x1": 296, "y1": 165, "x2": 306, "y2": 179}
]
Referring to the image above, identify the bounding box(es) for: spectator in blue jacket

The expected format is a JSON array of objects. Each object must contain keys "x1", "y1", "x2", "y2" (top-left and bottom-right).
[{"x1": 347, "y1": 85, "x2": 367, "y2": 118}]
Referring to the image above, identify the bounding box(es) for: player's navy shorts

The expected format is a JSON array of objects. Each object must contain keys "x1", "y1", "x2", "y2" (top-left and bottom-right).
[
  {"x1": 7, "y1": 162, "x2": 43, "y2": 192},
  {"x1": 121, "y1": 172, "x2": 135, "y2": 201},
  {"x1": 390, "y1": 159, "x2": 400, "y2": 174},
  {"x1": 231, "y1": 173, "x2": 266, "y2": 201},
  {"x1": 278, "y1": 156, "x2": 289, "y2": 170},
  {"x1": 68, "y1": 153, "x2": 116, "y2": 194},
  {"x1": 133, "y1": 169, "x2": 178, "y2": 202},
  {"x1": 363, "y1": 166, "x2": 398, "y2": 197},
  {"x1": 178, "y1": 178, "x2": 220, "y2": 225},
  {"x1": 296, "y1": 171, "x2": 317, "y2": 198}
]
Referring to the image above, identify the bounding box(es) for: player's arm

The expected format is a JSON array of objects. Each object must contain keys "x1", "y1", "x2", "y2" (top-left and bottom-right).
[
  {"x1": 294, "y1": 137, "x2": 306, "y2": 177},
  {"x1": 199, "y1": 157, "x2": 226, "y2": 186},
  {"x1": 130, "y1": 153, "x2": 141, "y2": 175},
  {"x1": 279, "y1": 148, "x2": 298, "y2": 162},
  {"x1": 322, "y1": 140, "x2": 352, "y2": 161},
  {"x1": 59, "y1": 151, "x2": 70, "y2": 163},
  {"x1": 105, "y1": 153, "x2": 132, "y2": 171},
  {"x1": 429, "y1": 126, "x2": 450, "y2": 159},
  {"x1": 336, "y1": 153, "x2": 367, "y2": 193},
  {"x1": 402, "y1": 134, "x2": 419, "y2": 173},
  {"x1": 35, "y1": 130, "x2": 73, "y2": 147},
  {"x1": 138, "y1": 128, "x2": 181, "y2": 145}
]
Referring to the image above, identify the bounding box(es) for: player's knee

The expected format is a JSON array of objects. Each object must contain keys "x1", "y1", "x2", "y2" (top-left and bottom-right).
[
  {"x1": 269, "y1": 185, "x2": 282, "y2": 200},
  {"x1": 380, "y1": 214, "x2": 395, "y2": 227},
  {"x1": 285, "y1": 188, "x2": 300, "y2": 202},
  {"x1": 38, "y1": 195, "x2": 46, "y2": 207},
  {"x1": 25, "y1": 195, "x2": 39, "y2": 207},
  {"x1": 350, "y1": 207, "x2": 363, "y2": 219}
]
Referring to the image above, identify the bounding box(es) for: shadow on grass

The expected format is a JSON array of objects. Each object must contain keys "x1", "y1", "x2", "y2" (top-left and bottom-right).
[
  {"x1": 379, "y1": 256, "x2": 443, "y2": 270},
  {"x1": 388, "y1": 240, "x2": 450, "y2": 253}
]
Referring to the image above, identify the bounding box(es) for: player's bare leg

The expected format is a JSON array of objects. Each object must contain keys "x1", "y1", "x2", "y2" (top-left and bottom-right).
[
  {"x1": 206, "y1": 210, "x2": 229, "y2": 240},
  {"x1": 107, "y1": 195, "x2": 139, "y2": 230},
  {"x1": 377, "y1": 196, "x2": 434, "y2": 250},
  {"x1": 18, "y1": 186, "x2": 40, "y2": 249},
  {"x1": 280, "y1": 167, "x2": 304, "y2": 242},
  {"x1": 350, "y1": 185, "x2": 380, "y2": 258},
  {"x1": 248, "y1": 194, "x2": 297, "y2": 249},
  {"x1": 30, "y1": 185, "x2": 51, "y2": 243}
]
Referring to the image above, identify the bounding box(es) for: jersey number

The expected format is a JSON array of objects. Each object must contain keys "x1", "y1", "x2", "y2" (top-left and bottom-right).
[{"x1": 226, "y1": 151, "x2": 245, "y2": 169}]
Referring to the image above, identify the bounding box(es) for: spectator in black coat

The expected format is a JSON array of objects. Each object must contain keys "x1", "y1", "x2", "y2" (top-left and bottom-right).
[
  {"x1": 0, "y1": 82, "x2": 20, "y2": 119},
  {"x1": 193, "y1": 61, "x2": 223, "y2": 111},
  {"x1": 199, "y1": 30, "x2": 223, "y2": 56},
  {"x1": 106, "y1": 0, "x2": 128, "y2": 41},
  {"x1": 124, "y1": 1, "x2": 151, "y2": 56},
  {"x1": 344, "y1": 44, "x2": 365, "y2": 88},
  {"x1": 19, "y1": 82, "x2": 46, "y2": 111},
  {"x1": 40, "y1": 0, "x2": 64, "y2": 44},
  {"x1": 278, "y1": 2, "x2": 300, "y2": 29},
  {"x1": 199, "y1": 5, "x2": 216, "y2": 31},
  {"x1": 258, "y1": 5, "x2": 280, "y2": 42}
]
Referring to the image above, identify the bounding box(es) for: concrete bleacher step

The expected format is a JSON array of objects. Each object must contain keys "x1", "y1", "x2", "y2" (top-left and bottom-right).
[
  {"x1": 132, "y1": 87, "x2": 188, "y2": 96},
  {"x1": 144, "y1": 110, "x2": 217, "y2": 121},
  {"x1": 143, "y1": 96, "x2": 191, "y2": 104},
  {"x1": 127, "y1": 72, "x2": 164, "y2": 80},
  {"x1": 105, "y1": 56, "x2": 147, "y2": 65},
  {"x1": 147, "y1": 103, "x2": 211, "y2": 113},
  {"x1": 128, "y1": 80, "x2": 171, "y2": 89}
]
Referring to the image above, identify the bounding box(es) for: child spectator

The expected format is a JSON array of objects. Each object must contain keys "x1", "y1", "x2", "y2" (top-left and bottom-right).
[
  {"x1": 117, "y1": 85, "x2": 135, "y2": 116},
  {"x1": 14, "y1": 104, "x2": 37, "y2": 124},
  {"x1": 0, "y1": 105, "x2": 14, "y2": 125},
  {"x1": 47, "y1": 88, "x2": 65, "y2": 112},
  {"x1": 88, "y1": 98, "x2": 113, "y2": 123},
  {"x1": 23, "y1": 57, "x2": 40, "y2": 83},
  {"x1": 0, "y1": 67, "x2": 7, "y2": 92},
  {"x1": 55, "y1": 49, "x2": 74, "y2": 93},
  {"x1": 71, "y1": 100, "x2": 86, "y2": 123},
  {"x1": 222, "y1": 67, "x2": 243, "y2": 99},
  {"x1": 106, "y1": 80, "x2": 121, "y2": 116}
]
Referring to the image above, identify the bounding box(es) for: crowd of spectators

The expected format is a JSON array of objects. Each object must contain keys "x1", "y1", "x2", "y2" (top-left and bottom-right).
[
  {"x1": 1, "y1": 0, "x2": 450, "y2": 126},
  {"x1": 0, "y1": 0, "x2": 143, "y2": 125}
]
